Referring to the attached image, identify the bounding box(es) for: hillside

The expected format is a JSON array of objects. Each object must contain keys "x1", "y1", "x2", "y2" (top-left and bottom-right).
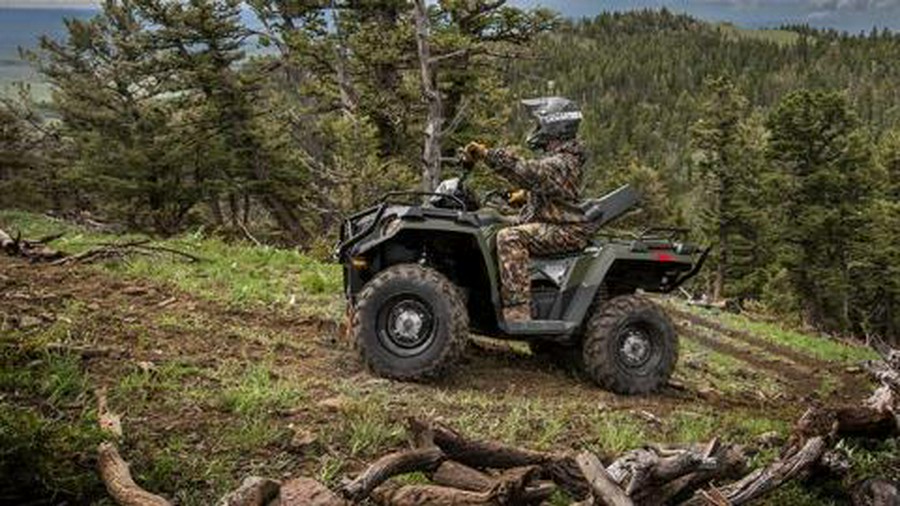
[{"x1": 1, "y1": 211, "x2": 891, "y2": 505}]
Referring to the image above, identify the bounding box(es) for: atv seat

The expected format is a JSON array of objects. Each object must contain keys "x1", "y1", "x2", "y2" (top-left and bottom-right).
[
  {"x1": 580, "y1": 185, "x2": 640, "y2": 228},
  {"x1": 529, "y1": 185, "x2": 639, "y2": 260}
]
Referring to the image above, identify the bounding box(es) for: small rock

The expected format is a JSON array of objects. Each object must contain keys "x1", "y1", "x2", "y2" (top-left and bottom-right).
[
  {"x1": 87, "y1": 302, "x2": 101, "y2": 311},
  {"x1": 279, "y1": 478, "x2": 347, "y2": 506},
  {"x1": 217, "y1": 476, "x2": 280, "y2": 506},
  {"x1": 845, "y1": 365, "x2": 862, "y2": 374}
]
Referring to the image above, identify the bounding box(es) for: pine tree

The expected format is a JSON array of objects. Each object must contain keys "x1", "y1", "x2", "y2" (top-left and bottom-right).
[
  {"x1": 765, "y1": 90, "x2": 876, "y2": 332},
  {"x1": 689, "y1": 76, "x2": 751, "y2": 300},
  {"x1": 32, "y1": 0, "x2": 208, "y2": 233}
]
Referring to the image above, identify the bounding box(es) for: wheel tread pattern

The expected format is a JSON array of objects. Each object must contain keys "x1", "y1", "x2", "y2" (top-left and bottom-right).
[
  {"x1": 582, "y1": 294, "x2": 678, "y2": 395},
  {"x1": 351, "y1": 264, "x2": 469, "y2": 381}
]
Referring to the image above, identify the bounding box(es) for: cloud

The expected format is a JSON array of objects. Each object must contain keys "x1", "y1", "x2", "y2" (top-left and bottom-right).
[
  {"x1": 0, "y1": 0, "x2": 98, "y2": 7},
  {"x1": 697, "y1": 0, "x2": 899, "y2": 7},
  {"x1": 811, "y1": 0, "x2": 899, "y2": 10}
]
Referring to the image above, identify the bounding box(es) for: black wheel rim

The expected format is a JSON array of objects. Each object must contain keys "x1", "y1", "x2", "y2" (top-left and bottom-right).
[
  {"x1": 614, "y1": 321, "x2": 660, "y2": 373},
  {"x1": 376, "y1": 294, "x2": 436, "y2": 358}
]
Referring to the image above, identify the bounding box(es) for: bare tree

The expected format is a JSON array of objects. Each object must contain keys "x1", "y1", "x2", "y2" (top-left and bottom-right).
[{"x1": 412, "y1": 0, "x2": 443, "y2": 191}]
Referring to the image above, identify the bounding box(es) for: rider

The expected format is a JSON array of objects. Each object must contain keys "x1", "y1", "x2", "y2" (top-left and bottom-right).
[{"x1": 464, "y1": 97, "x2": 592, "y2": 324}]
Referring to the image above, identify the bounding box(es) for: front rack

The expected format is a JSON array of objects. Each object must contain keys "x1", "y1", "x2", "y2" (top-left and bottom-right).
[{"x1": 335, "y1": 192, "x2": 466, "y2": 261}]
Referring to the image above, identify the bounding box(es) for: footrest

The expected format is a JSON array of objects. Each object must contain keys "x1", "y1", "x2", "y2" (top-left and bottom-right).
[{"x1": 500, "y1": 320, "x2": 577, "y2": 336}]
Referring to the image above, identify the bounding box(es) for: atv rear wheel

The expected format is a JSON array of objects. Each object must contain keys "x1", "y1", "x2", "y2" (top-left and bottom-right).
[
  {"x1": 352, "y1": 264, "x2": 468, "y2": 381},
  {"x1": 582, "y1": 294, "x2": 677, "y2": 395}
]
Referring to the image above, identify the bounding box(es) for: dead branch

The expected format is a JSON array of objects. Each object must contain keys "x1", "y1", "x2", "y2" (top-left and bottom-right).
[
  {"x1": 408, "y1": 418, "x2": 555, "y2": 469},
  {"x1": 340, "y1": 447, "x2": 445, "y2": 501},
  {"x1": 98, "y1": 442, "x2": 171, "y2": 506},
  {"x1": 576, "y1": 451, "x2": 633, "y2": 506},
  {"x1": 50, "y1": 240, "x2": 202, "y2": 266},
  {"x1": 0, "y1": 227, "x2": 65, "y2": 262},
  {"x1": 431, "y1": 460, "x2": 494, "y2": 491},
  {"x1": 684, "y1": 436, "x2": 827, "y2": 506}
]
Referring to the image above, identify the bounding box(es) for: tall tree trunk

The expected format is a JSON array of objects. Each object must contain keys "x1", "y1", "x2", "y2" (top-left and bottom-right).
[
  {"x1": 331, "y1": 2, "x2": 357, "y2": 116},
  {"x1": 413, "y1": 0, "x2": 443, "y2": 191}
]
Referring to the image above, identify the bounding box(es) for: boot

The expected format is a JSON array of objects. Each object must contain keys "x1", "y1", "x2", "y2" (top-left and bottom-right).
[{"x1": 503, "y1": 304, "x2": 532, "y2": 324}]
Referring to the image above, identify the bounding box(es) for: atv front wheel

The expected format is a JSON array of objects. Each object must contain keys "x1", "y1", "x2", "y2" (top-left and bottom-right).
[
  {"x1": 352, "y1": 264, "x2": 468, "y2": 381},
  {"x1": 582, "y1": 294, "x2": 677, "y2": 395}
]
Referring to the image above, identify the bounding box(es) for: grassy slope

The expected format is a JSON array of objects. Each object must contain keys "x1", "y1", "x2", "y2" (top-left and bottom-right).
[
  {"x1": 0, "y1": 210, "x2": 343, "y2": 318},
  {"x1": 715, "y1": 22, "x2": 801, "y2": 46},
  {"x1": 1, "y1": 211, "x2": 896, "y2": 505}
]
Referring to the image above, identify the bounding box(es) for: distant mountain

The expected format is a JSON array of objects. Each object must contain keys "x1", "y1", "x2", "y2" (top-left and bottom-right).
[
  {"x1": 516, "y1": 0, "x2": 900, "y2": 32},
  {"x1": 0, "y1": 8, "x2": 94, "y2": 98}
]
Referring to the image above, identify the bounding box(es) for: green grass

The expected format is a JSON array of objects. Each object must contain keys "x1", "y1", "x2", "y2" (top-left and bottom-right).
[
  {"x1": 679, "y1": 335, "x2": 786, "y2": 397},
  {"x1": 711, "y1": 309, "x2": 877, "y2": 364},
  {"x1": 588, "y1": 411, "x2": 649, "y2": 455},
  {"x1": 0, "y1": 210, "x2": 343, "y2": 318},
  {"x1": 220, "y1": 364, "x2": 305, "y2": 416},
  {"x1": 0, "y1": 343, "x2": 104, "y2": 500},
  {"x1": 3, "y1": 209, "x2": 895, "y2": 503},
  {"x1": 716, "y1": 23, "x2": 801, "y2": 46}
]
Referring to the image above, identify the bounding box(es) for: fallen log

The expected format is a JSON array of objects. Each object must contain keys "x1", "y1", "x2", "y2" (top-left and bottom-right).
[
  {"x1": 430, "y1": 460, "x2": 495, "y2": 491},
  {"x1": 646, "y1": 443, "x2": 747, "y2": 506},
  {"x1": 372, "y1": 464, "x2": 542, "y2": 506}
]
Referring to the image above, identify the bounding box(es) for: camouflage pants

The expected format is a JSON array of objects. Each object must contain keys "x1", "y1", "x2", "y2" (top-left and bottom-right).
[{"x1": 496, "y1": 223, "x2": 592, "y2": 309}]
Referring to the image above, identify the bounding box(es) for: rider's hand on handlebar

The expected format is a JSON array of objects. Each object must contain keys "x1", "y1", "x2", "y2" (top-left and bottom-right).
[{"x1": 463, "y1": 141, "x2": 488, "y2": 162}]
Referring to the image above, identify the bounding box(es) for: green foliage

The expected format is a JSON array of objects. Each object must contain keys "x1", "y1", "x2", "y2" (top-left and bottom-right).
[
  {"x1": 220, "y1": 364, "x2": 304, "y2": 416},
  {"x1": 0, "y1": 91, "x2": 67, "y2": 210},
  {"x1": 0, "y1": 348, "x2": 104, "y2": 501},
  {"x1": 765, "y1": 90, "x2": 876, "y2": 332}
]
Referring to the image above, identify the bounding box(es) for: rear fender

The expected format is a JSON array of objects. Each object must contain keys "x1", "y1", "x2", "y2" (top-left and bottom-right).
[{"x1": 561, "y1": 246, "x2": 695, "y2": 324}]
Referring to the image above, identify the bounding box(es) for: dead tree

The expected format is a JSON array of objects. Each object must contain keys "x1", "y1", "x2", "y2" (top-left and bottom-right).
[{"x1": 412, "y1": 0, "x2": 443, "y2": 191}]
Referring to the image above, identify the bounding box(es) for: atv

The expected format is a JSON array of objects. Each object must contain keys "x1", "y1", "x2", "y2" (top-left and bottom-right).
[{"x1": 336, "y1": 159, "x2": 708, "y2": 394}]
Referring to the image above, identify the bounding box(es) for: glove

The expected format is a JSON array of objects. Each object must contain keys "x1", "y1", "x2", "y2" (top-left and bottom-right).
[
  {"x1": 508, "y1": 189, "x2": 528, "y2": 207},
  {"x1": 464, "y1": 141, "x2": 488, "y2": 162}
]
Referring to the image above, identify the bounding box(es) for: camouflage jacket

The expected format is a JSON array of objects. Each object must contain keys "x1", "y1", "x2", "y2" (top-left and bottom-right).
[{"x1": 485, "y1": 140, "x2": 587, "y2": 224}]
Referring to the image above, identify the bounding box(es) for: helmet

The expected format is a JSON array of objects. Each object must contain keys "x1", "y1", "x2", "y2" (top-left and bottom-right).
[{"x1": 521, "y1": 96, "x2": 582, "y2": 150}]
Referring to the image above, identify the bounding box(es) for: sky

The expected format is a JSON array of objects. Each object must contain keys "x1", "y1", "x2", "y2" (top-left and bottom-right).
[{"x1": 1, "y1": 0, "x2": 900, "y2": 31}]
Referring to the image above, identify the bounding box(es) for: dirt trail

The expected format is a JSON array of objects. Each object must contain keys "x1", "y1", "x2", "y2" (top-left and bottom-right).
[
  {"x1": 668, "y1": 306, "x2": 831, "y2": 370},
  {"x1": 675, "y1": 323, "x2": 820, "y2": 394},
  {"x1": 667, "y1": 306, "x2": 870, "y2": 402}
]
